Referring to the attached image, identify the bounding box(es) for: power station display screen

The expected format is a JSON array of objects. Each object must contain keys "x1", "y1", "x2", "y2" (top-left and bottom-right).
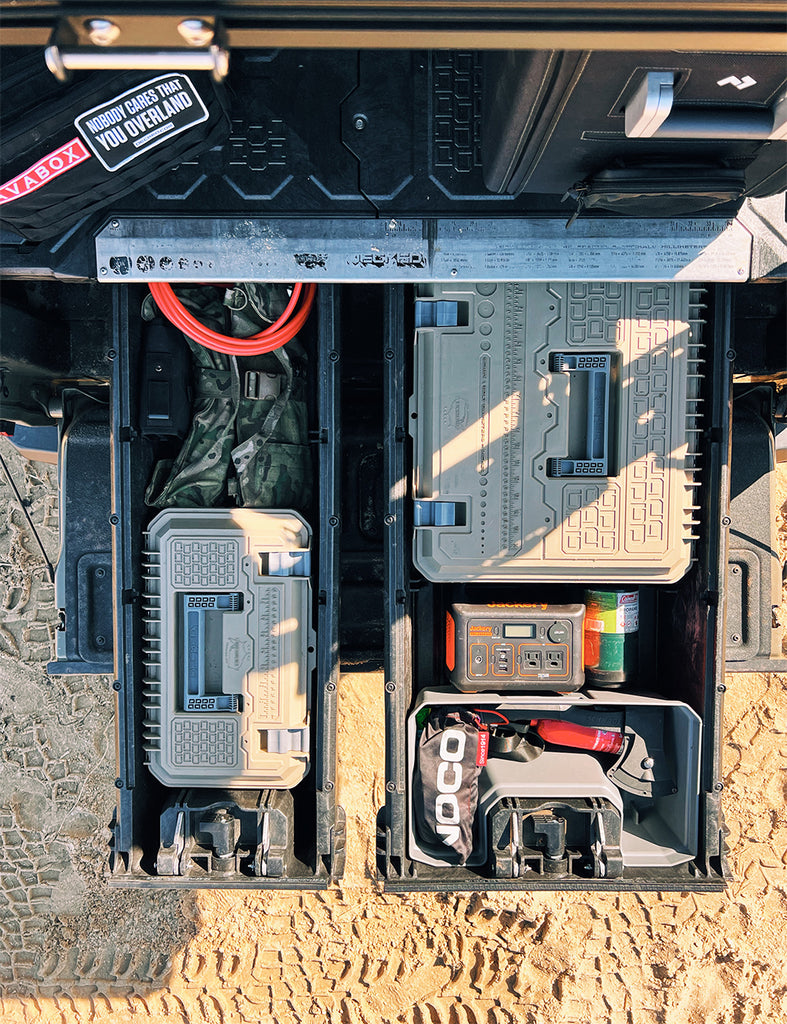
[{"x1": 503, "y1": 624, "x2": 537, "y2": 639}]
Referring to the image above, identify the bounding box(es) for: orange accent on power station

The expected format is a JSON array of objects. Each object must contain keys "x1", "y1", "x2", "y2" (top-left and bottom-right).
[
  {"x1": 487, "y1": 603, "x2": 548, "y2": 609},
  {"x1": 445, "y1": 612, "x2": 455, "y2": 672}
]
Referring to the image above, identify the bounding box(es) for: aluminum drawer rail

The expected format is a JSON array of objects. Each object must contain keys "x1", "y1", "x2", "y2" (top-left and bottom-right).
[{"x1": 96, "y1": 215, "x2": 754, "y2": 283}]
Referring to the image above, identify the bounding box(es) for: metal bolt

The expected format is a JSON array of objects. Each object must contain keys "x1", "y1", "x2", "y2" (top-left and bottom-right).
[
  {"x1": 154, "y1": 363, "x2": 163, "y2": 373},
  {"x1": 44, "y1": 45, "x2": 68, "y2": 83},
  {"x1": 95, "y1": 567, "x2": 106, "y2": 579},
  {"x1": 324, "y1": 780, "x2": 334, "y2": 793},
  {"x1": 85, "y1": 19, "x2": 121, "y2": 46},
  {"x1": 329, "y1": 515, "x2": 339, "y2": 528},
  {"x1": 100, "y1": 267, "x2": 108, "y2": 276},
  {"x1": 730, "y1": 633, "x2": 741, "y2": 644},
  {"x1": 715, "y1": 782, "x2": 723, "y2": 792},
  {"x1": 109, "y1": 514, "x2": 119, "y2": 526},
  {"x1": 113, "y1": 680, "x2": 122, "y2": 692},
  {"x1": 107, "y1": 349, "x2": 117, "y2": 360},
  {"x1": 731, "y1": 565, "x2": 740, "y2": 575},
  {"x1": 95, "y1": 635, "x2": 106, "y2": 647},
  {"x1": 353, "y1": 115, "x2": 368, "y2": 131},
  {"x1": 726, "y1": 350, "x2": 736, "y2": 361},
  {"x1": 329, "y1": 350, "x2": 339, "y2": 362},
  {"x1": 641, "y1": 757, "x2": 655, "y2": 770},
  {"x1": 212, "y1": 49, "x2": 230, "y2": 82},
  {"x1": 721, "y1": 516, "x2": 731, "y2": 527},
  {"x1": 386, "y1": 781, "x2": 396, "y2": 793},
  {"x1": 177, "y1": 18, "x2": 215, "y2": 47},
  {"x1": 326, "y1": 681, "x2": 336, "y2": 693},
  {"x1": 384, "y1": 514, "x2": 395, "y2": 527},
  {"x1": 110, "y1": 220, "x2": 119, "y2": 230},
  {"x1": 451, "y1": 268, "x2": 458, "y2": 277},
  {"x1": 115, "y1": 777, "x2": 124, "y2": 789},
  {"x1": 384, "y1": 349, "x2": 394, "y2": 360},
  {"x1": 385, "y1": 681, "x2": 396, "y2": 693}
]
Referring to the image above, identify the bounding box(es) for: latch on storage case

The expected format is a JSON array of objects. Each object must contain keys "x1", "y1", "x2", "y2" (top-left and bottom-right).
[
  {"x1": 493, "y1": 797, "x2": 624, "y2": 880},
  {"x1": 413, "y1": 500, "x2": 463, "y2": 527},
  {"x1": 264, "y1": 550, "x2": 311, "y2": 577},
  {"x1": 156, "y1": 791, "x2": 290, "y2": 877},
  {"x1": 415, "y1": 300, "x2": 463, "y2": 328}
]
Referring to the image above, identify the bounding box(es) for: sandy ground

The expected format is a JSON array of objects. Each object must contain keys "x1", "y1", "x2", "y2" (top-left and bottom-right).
[{"x1": 0, "y1": 436, "x2": 785, "y2": 1024}]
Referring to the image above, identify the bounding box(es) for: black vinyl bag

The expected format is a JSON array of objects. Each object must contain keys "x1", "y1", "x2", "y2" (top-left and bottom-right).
[
  {"x1": 563, "y1": 164, "x2": 747, "y2": 222},
  {"x1": 413, "y1": 708, "x2": 488, "y2": 864},
  {"x1": 0, "y1": 53, "x2": 230, "y2": 241}
]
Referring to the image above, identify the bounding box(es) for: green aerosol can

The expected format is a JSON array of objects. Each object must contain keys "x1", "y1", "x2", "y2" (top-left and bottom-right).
[{"x1": 583, "y1": 587, "x2": 639, "y2": 688}]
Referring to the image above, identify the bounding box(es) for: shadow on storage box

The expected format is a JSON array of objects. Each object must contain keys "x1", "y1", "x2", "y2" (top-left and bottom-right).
[
  {"x1": 109, "y1": 284, "x2": 344, "y2": 887},
  {"x1": 380, "y1": 281, "x2": 733, "y2": 891}
]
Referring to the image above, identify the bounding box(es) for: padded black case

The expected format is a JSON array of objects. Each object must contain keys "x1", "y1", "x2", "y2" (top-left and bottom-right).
[{"x1": 482, "y1": 50, "x2": 787, "y2": 213}]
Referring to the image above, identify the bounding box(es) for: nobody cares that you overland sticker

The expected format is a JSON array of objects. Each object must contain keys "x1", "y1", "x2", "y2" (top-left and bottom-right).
[{"x1": 74, "y1": 73, "x2": 209, "y2": 172}]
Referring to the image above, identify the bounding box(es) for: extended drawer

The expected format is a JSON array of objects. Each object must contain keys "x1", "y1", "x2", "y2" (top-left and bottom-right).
[
  {"x1": 109, "y1": 283, "x2": 344, "y2": 887},
  {"x1": 380, "y1": 282, "x2": 735, "y2": 892}
]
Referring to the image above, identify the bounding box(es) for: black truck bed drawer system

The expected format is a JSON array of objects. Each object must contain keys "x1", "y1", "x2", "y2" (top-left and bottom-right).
[{"x1": 0, "y1": 26, "x2": 785, "y2": 890}]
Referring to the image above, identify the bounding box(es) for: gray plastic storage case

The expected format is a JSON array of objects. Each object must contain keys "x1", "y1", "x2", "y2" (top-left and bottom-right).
[
  {"x1": 410, "y1": 282, "x2": 703, "y2": 584},
  {"x1": 143, "y1": 509, "x2": 315, "y2": 791},
  {"x1": 407, "y1": 689, "x2": 702, "y2": 873}
]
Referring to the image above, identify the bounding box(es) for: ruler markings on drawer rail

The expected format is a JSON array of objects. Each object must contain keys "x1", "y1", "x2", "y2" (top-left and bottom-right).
[
  {"x1": 501, "y1": 283, "x2": 526, "y2": 555},
  {"x1": 95, "y1": 216, "x2": 752, "y2": 282}
]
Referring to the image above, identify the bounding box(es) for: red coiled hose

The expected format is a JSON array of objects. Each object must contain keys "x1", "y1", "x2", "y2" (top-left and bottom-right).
[{"x1": 149, "y1": 281, "x2": 317, "y2": 355}]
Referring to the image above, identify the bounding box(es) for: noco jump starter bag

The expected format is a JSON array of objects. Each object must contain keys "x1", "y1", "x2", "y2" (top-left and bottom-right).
[
  {"x1": 413, "y1": 708, "x2": 488, "y2": 864},
  {"x1": 0, "y1": 53, "x2": 229, "y2": 241}
]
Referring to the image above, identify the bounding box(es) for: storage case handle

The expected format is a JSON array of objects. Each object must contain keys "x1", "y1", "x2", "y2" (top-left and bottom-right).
[
  {"x1": 626, "y1": 71, "x2": 787, "y2": 141},
  {"x1": 45, "y1": 44, "x2": 230, "y2": 83}
]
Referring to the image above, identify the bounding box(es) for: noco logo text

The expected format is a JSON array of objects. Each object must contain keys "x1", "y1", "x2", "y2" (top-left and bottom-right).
[{"x1": 434, "y1": 728, "x2": 466, "y2": 849}]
